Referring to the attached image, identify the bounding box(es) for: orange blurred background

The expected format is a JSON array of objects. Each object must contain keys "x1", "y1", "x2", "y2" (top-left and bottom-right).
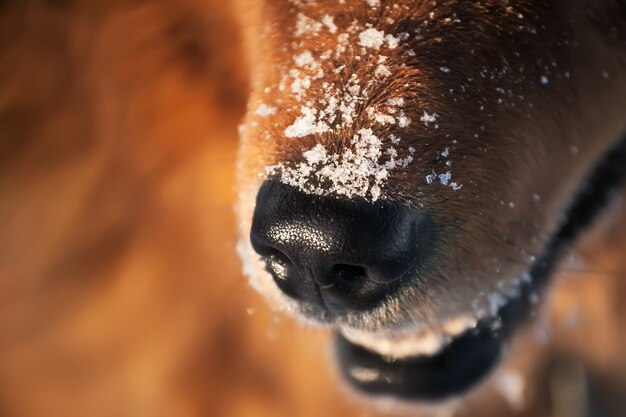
[{"x1": 0, "y1": 1, "x2": 391, "y2": 416}]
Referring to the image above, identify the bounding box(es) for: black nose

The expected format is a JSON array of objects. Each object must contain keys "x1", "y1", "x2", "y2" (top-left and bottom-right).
[{"x1": 250, "y1": 180, "x2": 431, "y2": 314}]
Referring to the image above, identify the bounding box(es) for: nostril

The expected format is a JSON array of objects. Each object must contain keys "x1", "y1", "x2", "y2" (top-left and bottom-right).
[
  {"x1": 331, "y1": 264, "x2": 368, "y2": 283},
  {"x1": 262, "y1": 249, "x2": 293, "y2": 282}
]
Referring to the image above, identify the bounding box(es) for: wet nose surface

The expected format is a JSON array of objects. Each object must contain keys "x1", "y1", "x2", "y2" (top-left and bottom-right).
[{"x1": 250, "y1": 180, "x2": 432, "y2": 314}]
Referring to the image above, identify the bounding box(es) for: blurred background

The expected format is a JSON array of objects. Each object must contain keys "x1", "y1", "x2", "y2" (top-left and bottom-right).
[{"x1": 0, "y1": 1, "x2": 391, "y2": 416}]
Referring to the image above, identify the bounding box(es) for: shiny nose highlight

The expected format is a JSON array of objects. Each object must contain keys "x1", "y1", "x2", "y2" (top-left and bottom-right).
[{"x1": 250, "y1": 180, "x2": 430, "y2": 313}]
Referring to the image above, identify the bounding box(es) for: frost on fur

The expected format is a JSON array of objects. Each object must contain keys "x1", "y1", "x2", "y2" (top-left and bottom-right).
[{"x1": 266, "y1": 129, "x2": 414, "y2": 202}]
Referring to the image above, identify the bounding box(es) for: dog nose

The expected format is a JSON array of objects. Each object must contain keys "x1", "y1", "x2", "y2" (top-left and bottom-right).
[{"x1": 250, "y1": 180, "x2": 429, "y2": 313}]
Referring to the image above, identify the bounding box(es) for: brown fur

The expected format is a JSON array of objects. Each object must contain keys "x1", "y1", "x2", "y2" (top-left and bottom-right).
[
  {"x1": 236, "y1": 0, "x2": 626, "y2": 415},
  {"x1": 237, "y1": 0, "x2": 626, "y2": 333},
  {"x1": 1, "y1": 1, "x2": 626, "y2": 417}
]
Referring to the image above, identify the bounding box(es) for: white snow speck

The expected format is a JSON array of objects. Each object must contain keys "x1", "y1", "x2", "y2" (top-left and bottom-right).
[
  {"x1": 358, "y1": 28, "x2": 386, "y2": 48},
  {"x1": 322, "y1": 15, "x2": 337, "y2": 33},
  {"x1": 374, "y1": 64, "x2": 391, "y2": 78},
  {"x1": 364, "y1": 0, "x2": 380, "y2": 6},
  {"x1": 540, "y1": 75, "x2": 549, "y2": 85},
  {"x1": 370, "y1": 184, "x2": 381, "y2": 201},
  {"x1": 420, "y1": 111, "x2": 438, "y2": 126},
  {"x1": 295, "y1": 13, "x2": 322, "y2": 37},
  {"x1": 284, "y1": 106, "x2": 330, "y2": 138},
  {"x1": 397, "y1": 113, "x2": 411, "y2": 128},
  {"x1": 294, "y1": 50, "x2": 316, "y2": 68},
  {"x1": 337, "y1": 33, "x2": 349, "y2": 45},
  {"x1": 424, "y1": 152, "x2": 461, "y2": 190},
  {"x1": 495, "y1": 370, "x2": 526, "y2": 411},
  {"x1": 489, "y1": 292, "x2": 507, "y2": 316},
  {"x1": 384, "y1": 34, "x2": 400, "y2": 48},
  {"x1": 439, "y1": 172, "x2": 452, "y2": 186},
  {"x1": 387, "y1": 97, "x2": 404, "y2": 106},
  {"x1": 255, "y1": 104, "x2": 276, "y2": 117},
  {"x1": 358, "y1": 28, "x2": 399, "y2": 49},
  {"x1": 303, "y1": 144, "x2": 328, "y2": 165}
]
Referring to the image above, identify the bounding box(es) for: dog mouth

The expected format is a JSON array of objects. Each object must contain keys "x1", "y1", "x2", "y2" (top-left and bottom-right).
[
  {"x1": 335, "y1": 271, "x2": 535, "y2": 401},
  {"x1": 334, "y1": 137, "x2": 626, "y2": 401}
]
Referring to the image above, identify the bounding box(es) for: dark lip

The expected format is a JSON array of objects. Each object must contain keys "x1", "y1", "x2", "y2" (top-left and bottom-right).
[
  {"x1": 334, "y1": 136, "x2": 626, "y2": 401},
  {"x1": 334, "y1": 266, "x2": 533, "y2": 401},
  {"x1": 334, "y1": 320, "x2": 506, "y2": 401}
]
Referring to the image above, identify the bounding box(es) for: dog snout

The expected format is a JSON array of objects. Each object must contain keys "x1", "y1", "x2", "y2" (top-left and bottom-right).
[{"x1": 250, "y1": 180, "x2": 432, "y2": 314}]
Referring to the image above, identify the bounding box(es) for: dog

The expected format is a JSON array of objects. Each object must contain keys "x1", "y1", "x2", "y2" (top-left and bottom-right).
[
  {"x1": 235, "y1": 0, "x2": 626, "y2": 415},
  {"x1": 2, "y1": 1, "x2": 625, "y2": 416}
]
